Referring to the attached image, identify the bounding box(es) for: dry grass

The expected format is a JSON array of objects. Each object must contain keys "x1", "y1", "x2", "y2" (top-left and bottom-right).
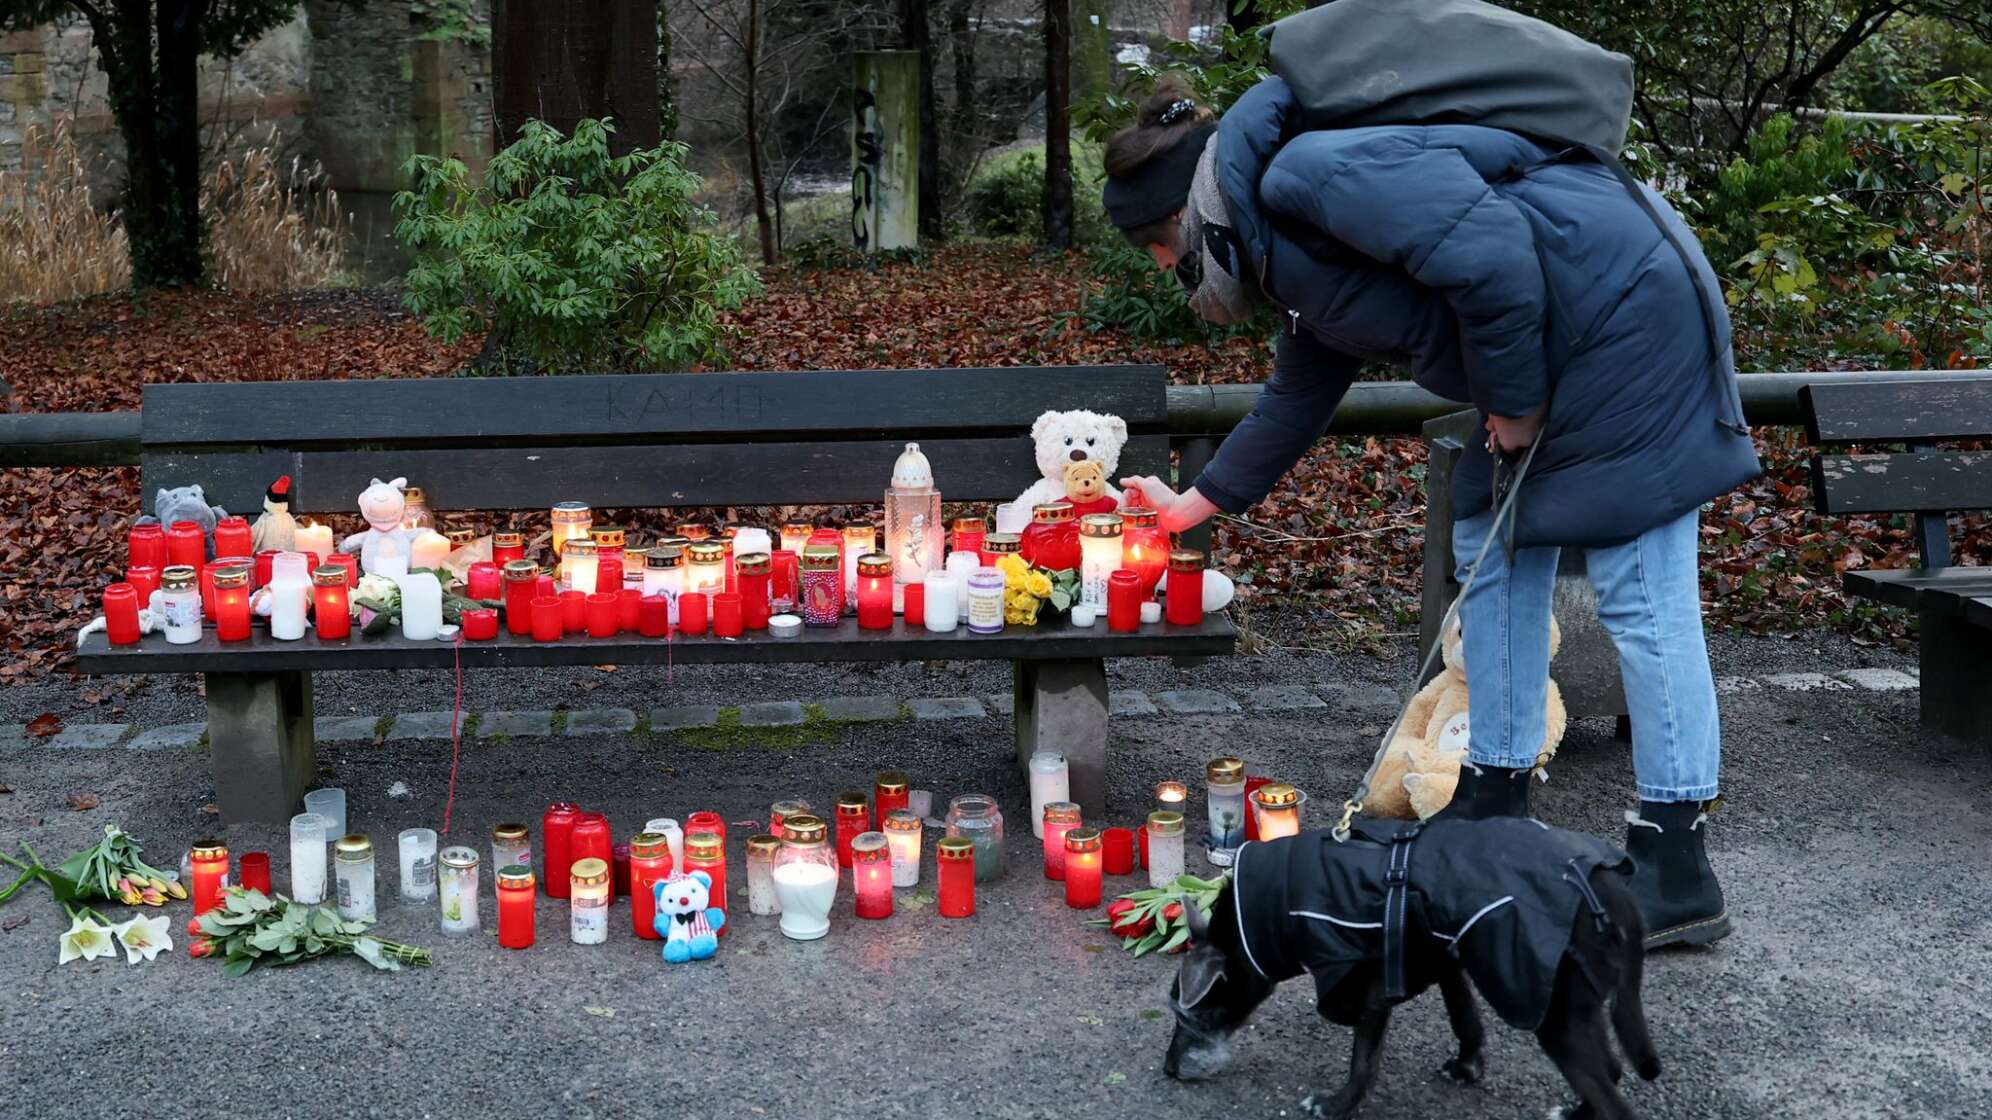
[{"x1": 0, "y1": 121, "x2": 348, "y2": 303}]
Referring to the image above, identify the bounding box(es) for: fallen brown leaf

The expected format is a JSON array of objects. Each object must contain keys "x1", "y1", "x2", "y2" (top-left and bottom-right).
[
  {"x1": 25, "y1": 714, "x2": 62, "y2": 738},
  {"x1": 200, "y1": 802, "x2": 220, "y2": 816},
  {"x1": 2, "y1": 913, "x2": 29, "y2": 932},
  {"x1": 66, "y1": 792, "x2": 101, "y2": 811}
]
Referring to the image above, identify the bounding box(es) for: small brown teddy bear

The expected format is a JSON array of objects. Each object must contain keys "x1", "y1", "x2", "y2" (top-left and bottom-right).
[{"x1": 1062, "y1": 459, "x2": 1120, "y2": 517}]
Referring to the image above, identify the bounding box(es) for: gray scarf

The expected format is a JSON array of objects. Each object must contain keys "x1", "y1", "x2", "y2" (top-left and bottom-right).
[{"x1": 1178, "y1": 137, "x2": 1259, "y2": 326}]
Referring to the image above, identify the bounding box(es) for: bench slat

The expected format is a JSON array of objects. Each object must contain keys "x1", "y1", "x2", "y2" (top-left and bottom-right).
[
  {"x1": 1844, "y1": 566, "x2": 1992, "y2": 613},
  {"x1": 1808, "y1": 451, "x2": 1992, "y2": 515},
  {"x1": 145, "y1": 434, "x2": 1172, "y2": 515},
  {"x1": 140, "y1": 367, "x2": 1169, "y2": 446},
  {"x1": 75, "y1": 614, "x2": 1238, "y2": 674},
  {"x1": 1966, "y1": 596, "x2": 1992, "y2": 630},
  {"x1": 1801, "y1": 377, "x2": 1992, "y2": 443}
]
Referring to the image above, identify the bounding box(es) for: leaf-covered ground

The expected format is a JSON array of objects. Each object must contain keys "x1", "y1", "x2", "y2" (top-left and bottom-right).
[{"x1": 2, "y1": 245, "x2": 1978, "y2": 677}]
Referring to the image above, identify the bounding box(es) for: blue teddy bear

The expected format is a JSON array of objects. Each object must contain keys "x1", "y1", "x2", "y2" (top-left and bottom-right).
[{"x1": 653, "y1": 870, "x2": 726, "y2": 963}]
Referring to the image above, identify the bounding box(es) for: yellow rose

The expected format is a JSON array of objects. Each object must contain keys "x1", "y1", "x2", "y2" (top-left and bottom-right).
[
  {"x1": 996, "y1": 554, "x2": 1029, "y2": 579},
  {"x1": 1025, "y1": 571, "x2": 1054, "y2": 598}
]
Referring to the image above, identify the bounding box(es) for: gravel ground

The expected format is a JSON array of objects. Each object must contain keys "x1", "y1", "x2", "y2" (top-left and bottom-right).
[{"x1": 2, "y1": 632, "x2": 1988, "y2": 1120}]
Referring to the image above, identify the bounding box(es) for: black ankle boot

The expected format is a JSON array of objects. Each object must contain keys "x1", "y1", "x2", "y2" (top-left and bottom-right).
[
  {"x1": 1625, "y1": 800, "x2": 1732, "y2": 948},
  {"x1": 1431, "y1": 762, "x2": 1532, "y2": 820}
]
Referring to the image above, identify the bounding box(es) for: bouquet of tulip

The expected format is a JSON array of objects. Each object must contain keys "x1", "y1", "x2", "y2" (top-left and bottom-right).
[
  {"x1": 993, "y1": 553, "x2": 1080, "y2": 626},
  {"x1": 2, "y1": 836, "x2": 179, "y2": 965},
  {"x1": 193, "y1": 887, "x2": 432, "y2": 977},
  {"x1": 1090, "y1": 874, "x2": 1226, "y2": 957}
]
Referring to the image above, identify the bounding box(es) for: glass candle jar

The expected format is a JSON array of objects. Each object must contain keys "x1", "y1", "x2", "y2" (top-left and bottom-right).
[
  {"x1": 558, "y1": 590, "x2": 587, "y2": 634},
  {"x1": 678, "y1": 592, "x2": 709, "y2": 635},
  {"x1": 159, "y1": 565, "x2": 201, "y2": 644},
  {"x1": 125, "y1": 565, "x2": 161, "y2": 608},
  {"x1": 166, "y1": 520, "x2": 205, "y2": 568},
  {"x1": 568, "y1": 858, "x2": 610, "y2": 945},
  {"x1": 541, "y1": 802, "x2": 581, "y2": 899},
  {"x1": 497, "y1": 866, "x2": 536, "y2": 949},
  {"x1": 570, "y1": 812, "x2": 612, "y2": 878},
  {"x1": 780, "y1": 522, "x2": 813, "y2": 556},
  {"x1": 736, "y1": 552, "x2": 773, "y2": 630},
  {"x1": 800, "y1": 545, "x2": 843, "y2": 626},
  {"x1": 850, "y1": 832, "x2": 893, "y2": 920},
  {"x1": 1103, "y1": 827, "x2": 1136, "y2": 876},
  {"x1": 686, "y1": 541, "x2": 726, "y2": 596},
  {"x1": 649, "y1": 818, "x2": 685, "y2": 869},
  {"x1": 550, "y1": 502, "x2": 592, "y2": 558},
  {"x1": 398, "y1": 827, "x2": 438, "y2": 900},
  {"x1": 874, "y1": 771, "x2": 910, "y2": 823},
  {"x1": 629, "y1": 831, "x2": 675, "y2": 939},
  {"x1": 855, "y1": 553, "x2": 894, "y2": 630},
  {"x1": 770, "y1": 799, "x2": 813, "y2": 837},
  {"x1": 834, "y1": 792, "x2": 870, "y2": 869},
  {"x1": 492, "y1": 531, "x2": 526, "y2": 567},
  {"x1": 491, "y1": 822, "x2": 531, "y2": 875},
  {"x1": 945, "y1": 794, "x2": 1005, "y2": 883},
  {"x1": 438, "y1": 846, "x2": 481, "y2": 936},
  {"x1": 102, "y1": 583, "x2": 141, "y2": 646},
  {"x1": 1167, "y1": 548, "x2": 1207, "y2": 626},
  {"x1": 1119, "y1": 507, "x2": 1170, "y2": 596},
  {"x1": 129, "y1": 522, "x2": 167, "y2": 570},
  {"x1": 770, "y1": 550, "x2": 801, "y2": 612},
  {"x1": 212, "y1": 565, "x2": 252, "y2": 642},
  {"x1": 675, "y1": 522, "x2": 712, "y2": 544},
  {"x1": 212, "y1": 515, "x2": 252, "y2": 559},
  {"x1": 1063, "y1": 828, "x2": 1104, "y2": 909},
  {"x1": 1077, "y1": 514, "x2": 1124, "y2": 610},
  {"x1": 190, "y1": 841, "x2": 229, "y2": 915},
  {"x1": 842, "y1": 524, "x2": 876, "y2": 602},
  {"x1": 1040, "y1": 802, "x2": 1081, "y2": 881},
  {"x1": 1107, "y1": 569, "x2": 1142, "y2": 633},
  {"x1": 951, "y1": 516, "x2": 986, "y2": 558},
  {"x1": 965, "y1": 569, "x2": 1005, "y2": 635},
  {"x1": 773, "y1": 815, "x2": 838, "y2": 941},
  {"x1": 980, "y1": 531, "x2": 1022, "y2": 568},
  {"x1": 399, "y1": 486, "x2": 433, "y2": 531},
  {"x1": 1027, "y1": 751, "x2": 1070, "y2": 838},
  {"x1": 882, "y1": 810, "x2": 921, "y2": 888},
  {"x1": 461, "y1": 607, "x2": 499, "y2": 641},
  {"x1": 684, "y1": 832, "x2": 728, "y2": 929},
  {"x1": 641, "y1": 546, "x2": 685, "y2": 622},
  {"x1": 238, "y1": 851, "x2": 271, "y2": 895},
  {"x1": 1020, "y1": 503, "x2": 1081, "y2": 571},
  {"x1": 746, "y1": 834, "x2": 781, "y2": 916},
  {"x1": 1147, "y1": 812, "x2": 1187, "y2": 889},
  {"x1": 333, "y1": 834, "x2": 377, "y2": 923},
  {"x1": 290, "y1": 813, "x2": 328, "y2": 904},
  {"x1": 465, "y1": 561, "x2": 502, "y2": 602},
  {"x1": 589, "y1": 525, "x2": 626, "y2": 570},
  {"x1": 303, "y1": 787, "x2": 347, "y2": 838},
  {"x1": 711, "y1": 592, "x2": 744, "y2": 637},
  {"x1": 248, "y1": 550, "x2": 280, "y2": 593},
  {"x1": 1250, "y1": 782, "x2": 1306, "y2": 840},
  {"x1": 685, "y1": 810, "x2": 727, "y2": 849},
  {"x1": 922, "y1": 571, "x2": 959, "y2": 633},
  {"x1": 1243, "y1": 776, "x2": 1270, "y2": 841},
  {"x1": 502, "y1": 560, "x2": 539, "y2": 635},
  {"x1": 560, "y1": 539, "x2": 599, "y2": 595},
  {"x1": 936, "y1": 836, "x2": 976, "y2": 918},
  {"x1": 1206, "y1": 757, "x2": 1248, "y2": 867},
  {"x1": 313, "y1": 565, "x2": 352, "y2": 640},
  {"x1": 531, "y1": 595, "x2": 563, "y2": 641},
  {"x1": 585, "y1": 592, "x2": 617, "y2": 638}
]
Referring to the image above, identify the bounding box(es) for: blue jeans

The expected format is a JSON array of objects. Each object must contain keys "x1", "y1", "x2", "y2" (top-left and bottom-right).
[{"x1": 1451, "y1": 508, "x2": 1721, "y2": 802}]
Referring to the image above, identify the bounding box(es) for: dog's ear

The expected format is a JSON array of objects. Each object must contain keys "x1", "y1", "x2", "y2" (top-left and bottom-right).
[
  {"x1": 1183, "y1": 893, "x2": 1210, "y2": 943},
  {"x1": 1177, "y1": 943, "x2": 1227, "y2": 1008}
]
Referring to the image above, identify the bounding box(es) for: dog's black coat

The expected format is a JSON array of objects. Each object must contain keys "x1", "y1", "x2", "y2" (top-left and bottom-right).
[{"x1": 1167, "y1": 821, "x2": 1662, "y2": 1120}]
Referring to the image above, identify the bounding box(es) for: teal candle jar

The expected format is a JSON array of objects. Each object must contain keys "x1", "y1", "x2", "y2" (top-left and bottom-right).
[{"x1": 945, "y1": 794, "x2": 1006, "y2": 883}]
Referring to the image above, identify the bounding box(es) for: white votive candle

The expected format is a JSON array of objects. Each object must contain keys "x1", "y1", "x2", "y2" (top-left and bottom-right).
[
  {"x1": 923, "y1": 571, "x2": 960, "y2": 633},
  {"x1": 945, "y1": 550, "x2": 981, "y2": 577},
  {"x1": 398, "y1": 827, "x2": 438, "y2": 900},
  {"x1": 398, "y1": 572, "x2": 443, "y2": 640},
  {"x1": 289, "y1": 812, "x2": 329, "y2": 905},
  {"x1": 1069, "y1": 604, "x2": 1098, "y2": 627},
  {"x1": 1140, "y1": 601, "x2": 1162, "y2": 624},
  {"x1": 408, "y1": 529, "x2": 451, "y2": 572},
  {"x1": 1027, "y1": 751, "x2": 1070, "y2": 839}
]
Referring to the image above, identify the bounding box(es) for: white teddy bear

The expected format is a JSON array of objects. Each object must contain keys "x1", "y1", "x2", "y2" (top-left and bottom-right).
[{"x1": 1011, "y1": 409, "x2": 1129, "y2": 516}]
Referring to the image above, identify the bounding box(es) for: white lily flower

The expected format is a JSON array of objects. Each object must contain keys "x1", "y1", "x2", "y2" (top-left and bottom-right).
[
  {"x1": 58, "y1": 914, "x2": 116, "y2": 965},
  {"x1": 114, "y1": 912, "x2": 173, "y2": 964}
]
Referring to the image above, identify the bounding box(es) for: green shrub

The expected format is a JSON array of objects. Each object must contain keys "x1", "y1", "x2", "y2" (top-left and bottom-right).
[
  {"x1": 394, "y1": 118, "x2": 761, "y2": 372},
  {"x1": 963, "y1": 153, "x2": 1045, "y2": 239},
  {"x1": 1068, "y1": 241, "x2": 1271, "y2": 344}
]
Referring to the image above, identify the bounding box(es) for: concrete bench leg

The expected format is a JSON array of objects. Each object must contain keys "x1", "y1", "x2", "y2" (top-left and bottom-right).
[
  {"x1": 206, "y1": 671, "x2": 316, "y2": 824},
  {"x1": 1919, "y1": 607, "x2": 1992, "y2": 747},
  {"x1": 1014, "y1": 658, "x2": 1108, "y2": 817}
]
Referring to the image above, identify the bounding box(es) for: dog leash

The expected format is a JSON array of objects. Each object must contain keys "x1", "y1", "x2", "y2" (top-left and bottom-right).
[{"x1": 1331, "y1": 434, "x2": 1542, "y2": 843}]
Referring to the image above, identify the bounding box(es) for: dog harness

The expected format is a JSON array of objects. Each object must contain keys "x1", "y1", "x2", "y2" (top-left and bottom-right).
[{"x1": 1230, "y1": 819, "x2": 1631, "y2": 1030}]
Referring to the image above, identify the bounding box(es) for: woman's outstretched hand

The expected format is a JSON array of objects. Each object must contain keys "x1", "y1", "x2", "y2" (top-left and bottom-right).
[
  {"x1": 1485, "y1": 408, "x2": 1545, "y2": 454},
  {"x1": 1119, "y1": 476, "x2": 1219, "y2": 534}
]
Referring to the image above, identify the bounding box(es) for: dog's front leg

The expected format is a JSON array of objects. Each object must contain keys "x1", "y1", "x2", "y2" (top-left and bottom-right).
[
  {"x1": 1301, "y1": 979, "x2": 1392, "y2": 1120},
  {"x1": 1437, "y1": 961, "x2": 1485, "y2": 1085}
]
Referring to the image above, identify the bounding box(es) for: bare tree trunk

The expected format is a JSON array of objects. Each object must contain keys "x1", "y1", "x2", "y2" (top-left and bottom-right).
[
  {"x1": 492, "y1": 0, "x2": 661, "y2": 155},
  {"x1": 899, "y1": 0, "x2": 943, "y2": 240},
  {"x1": 1042, "y1": 0, "x2": 1073, "y2": 249},
  {"x1": 946, "y1": 0, "x2": 977, "y2": 136},
  {"x1": 744, "y1": 0, "x2": 778, "y2": 265}
]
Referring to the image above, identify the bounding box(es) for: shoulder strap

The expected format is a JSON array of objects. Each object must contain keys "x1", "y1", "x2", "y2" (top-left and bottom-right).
[{"x1": 1381, "y1": 826, "x2": 1421, "y2": 1001}]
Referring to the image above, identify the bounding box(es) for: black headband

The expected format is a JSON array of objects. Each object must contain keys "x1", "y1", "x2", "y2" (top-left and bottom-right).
[{"x1": 1102, "y1": 123, "x2": 1216, "y2": 231}]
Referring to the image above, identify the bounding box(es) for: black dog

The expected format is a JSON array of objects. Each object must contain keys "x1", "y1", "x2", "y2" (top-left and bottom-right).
[{"x1": 1165, "y1": 817, "x2": 1661, "y2": 1120}]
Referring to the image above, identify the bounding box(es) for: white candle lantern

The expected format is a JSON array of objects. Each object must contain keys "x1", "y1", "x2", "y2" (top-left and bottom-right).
[
  {"x1": 883, "y1": 442, "x2": 944, "y2": 602},
  {"x1": 550, "y1": 502, "x2": 592, "y2": 558},
  {"x1": 922, "y1": 571, "x2": 960, "y2": 633},
  {"x1": 408, "y1": 529, "x2": 451, "y2": 572},
  {"x1": 1027, "y1": 751, "x2": 1070, "y2": 839},
  {"x1": 1077, "y1": 513, "x2": 1123, "y2": 611},
  {"x1": 397, "y1": 571, "x2": 443, "y2": 640},
  {"x1": 560, "y1": 539, "x2": 599, "y2": 595},
  {"x1": 643, "y1": 546, "x2": 685, "y2": 622},
  {"x1": 686, "y1": 542, "x2": 726, "y2": 594},
  {"x1": 779, "y1": 522, "x2": 812, "y2": 555},
  {"x1": 267, "y1": 551, "x2": 312, "y2": 640},
  {"x1": 882, "y1": 809, "x2": 922, "y2": 887}
]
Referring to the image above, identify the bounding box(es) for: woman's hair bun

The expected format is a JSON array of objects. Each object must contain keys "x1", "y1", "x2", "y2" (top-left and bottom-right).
[{"x1": 1136, "y1": 75, "x2": 1202, "y2": 129}]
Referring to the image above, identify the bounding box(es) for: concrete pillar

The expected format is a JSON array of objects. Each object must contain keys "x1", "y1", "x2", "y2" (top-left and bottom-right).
[{"x1": 852, "y1": 50, "x2": 920, "y2": 251}]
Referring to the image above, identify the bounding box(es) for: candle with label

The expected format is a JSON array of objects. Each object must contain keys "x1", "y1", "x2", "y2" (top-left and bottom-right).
[
  {"x1": 333, "y1": 835, "x2": 377, "y2": 923},
  {"x1": 1077, "y1": 514, "x2": 1123, "y2": 610},
  {"x1": 398, "y1": 827, "x2": 437, "y2": 900},
  {"x1": 438, "y1": 847, "x2": 480, "y2": 935},
  {"x1": 800, "y1": 546, "x2": 842, "y2": 626},
  {"x1": 1205, "y1": 757, "x2": 1247, "y2": 866},
  {"x1": 965, "y1": 569, "x2": 1004, "y2": 635},
  {"x1": 159, "y1": 565, "x2": 201, "y2": 644},
  {"x1": 568, "y1": 858, "x2": 610, "y2": 945}
]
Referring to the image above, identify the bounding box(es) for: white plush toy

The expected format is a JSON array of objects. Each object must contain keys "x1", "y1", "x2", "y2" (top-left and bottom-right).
[
  {"x1": 1012, "y1": 409, "x2": 1129, "y2": 513},
  {"x1": 339, "y1": 477, "x2": 416, "y2": 576}
]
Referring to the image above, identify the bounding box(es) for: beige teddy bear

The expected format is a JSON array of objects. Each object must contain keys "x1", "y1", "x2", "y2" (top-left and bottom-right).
[
  {"x1": 1363, "y1": 616, "x2": 1565, "y2": 820},
  {"x1": 1062, "y1": 459, "x2": 1119, "y2": 517}
]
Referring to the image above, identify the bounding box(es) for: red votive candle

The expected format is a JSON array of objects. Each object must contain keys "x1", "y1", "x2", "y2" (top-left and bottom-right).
[
  {"x1": 1244, "y1": 775, "x2": 1271, "y2": 842},
  {"x1": 253, "y1": 549, "x2": 283, "y2": 591},
  {"x1": 598, "y1": 557, "x2": 623, "y2": 597},
  {"x1": 585, "y1": 592, "x2": 618, "y2": 638},
  {"x1": 615, "y1": 589, "x2": 642, "y2": 633},
  {"x1": 166, "y1": 521, "x2": 204, "y2": 568},
  {"x1": 560, "y1": 590, "x2": 588, "y2": 634},
  {"x1": 190, "y1": 842, "x2": 229, "y2": 915},
  {"x1": 1166, "y1": 549, "x2": 1205, "y2": 626},
  {"x1": 712, "y1": 592, "x2": 743, "y2": 638},
  {"x1": 461, "y1": 607, "x2": 498, "y2": 641},
  {"x1": 497, "y1": 867, "x2": 536, "y2": 949},
  {"x1": 679, "y1": 592, "x2": 709, "y2": 635},
  {"x1": 535, "y1": 573, "x2": 556, "y2": 600},
  {"x1": 612, "y1": 842, "x2": 632, "y2": 897},
  {"x1": 213, "y1": 568, "x2": 251, "y2": 642},
  {"x1": 327, "y1": 552, "x2": 359, "y2": 588},
  {"x1": 213, "y1": 516, "x2": 252, "y2": 560},
  {"x1": 542, "y1": 802, "x2": 581, "y2": 899},
  {"x1": 952, "y1": 516, "x2": 986, "y2": 558},
  {"x1": 685, "y1": 810, "x2": 727, "y2": 849},
  {"x1": 128, "y1": 523, "x2": 166, "y2": 571},
  {"x1": 1042, "y1": 802, "x2": 1081, "y2": 880},
  {"x1": 125, "y1": 564, "x2": 161, "y2": 608},
  {"x1": 492, "y1": 531, "x2": 526, "y2": 568},
  {"x1": 683, "y1": 832, "x2": 728, "y2": 933},
  {"x1": 639, "y1": 595, "x2": 670, "y2": 637},
  {"x1": 466, "y1": 562, "x2": 502, "y2": 602},
  {"x1": 629, "y1": 832, "x2": 674, "y2": 939},
  {"x1": 937, "y1": 836, "x2": 975, "y2": 918},
  {"x1": 1107, "y1": 569, "x2": 1142, "y2": 632},
  {"x1": 855, "y1": 554, "x2": 893, "y2": 630},
  {"x1": 851, "y1": 832, "x2": 893, "y2": 919},
  {"x1": 570, "y1": 813, "x2": 613, "y2": 878},
  {"x1": 874, "y1": 771, "x2": 910, "y2": 823},
  {"x1": 834, "y1": 793, "x2": 869, "y2": 869},
  {"x1": 1064, "y1": 828, "x2": 1104, "y2": 909},
  {"x1": 903, "y1": 582, "x2": 925, "y2": 627},
  {"x1": 770, "y1": 550, "x2": 800, "y2": 610},
  {"x1": 530, "y1": 596, "x2": 563, "y2": 642},
  {"x1": 1120, "y1": 507, "x2": 1170, "y2": 597},
  {"x1": 503, "y1": 560, "x2": 538, "y2": 635},
  {"x1": 1103, "y1": 827, "x2": 1135, "y2": 875},
  {"x1": 102, "y1": 583, "x2": 141, "y2": 646},
  {"x1": 737, "y1": 553, "x2": 772, "y2": 630},
  {"x1": 313, "y1": 566, "x2": 352, "y2": 641},
  {"x1": 238, "y1": 851, "x2": 272, "y2": 895},
  {"x1": 199, "y1": 562, "x2": 218, "y2": 621}
]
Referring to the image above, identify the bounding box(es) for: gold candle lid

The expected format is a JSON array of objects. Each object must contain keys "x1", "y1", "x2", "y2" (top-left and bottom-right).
[
  {"x1": 212, "y1": 565, "x2": 250, "y2": 590},
  {"x1": 333, "y1": 834, "x2": 373, "y2": 860},
  {"x1": 162, "y1": 565, "x2": 198, "y2": 591},
  {"x1": 951, "y1": 516, "x2": 986, "y2": 533},
  {"x1": 439, "y1": 846, "x2": 479, "y2": 869},
  {"x1": 191, "y1": 841, "x2": 227, "y2": 861},
  {"x1": 675, "y1": 523, "x2": 711, "y2": 541},
  {"x1": 496, "y1": 866, "x2": 535, "y2": 889},
  {"x1": 685, "y1": 832, "x2": 723, "y2": 861},
  {"x1": 494, "y1": 530, "x2": 524, "y2": 548},
  {"x1": 403, "y1": 486, "x2": 426, "y2": 506},
  {"x1": 491, "y1": 822, "x2": 527, "y2": 841},
  {"x1": 780, "y1": 815, "x2": 828, "y2": 845},
  {"x1": 1207, "y1": 757, "x2": 1245, "y2": 783},
  {"x1": 589, "y1": 526, "x2": 626, "y2": 548},
  {"x1": 1042, "y1": 801, "x2": 1082, "y2": 825},
  {"x1": 836, "y1": 791, "x2": 870, "y2": 815},
  {"x1": 630, "y1": 831, "x2": 671, "y2": 859},
  {"x1": 982, "y1": 533, "x2": 1021, "y2": 553},
  {"x1": 445, "y1": 528, "x2": 477, "y2": 547},
  {"x1": 1252, "y1": 782, "x2": 1301, "y2": 808},
  {"x1": 771, "y1": 798, "x2": 812, "y2": 819},
  {"x1": 686, "y1": 541, "x2": 725, "y2": 564},
  {"x1": 856, "y1": 552, "x2": 892, "y2": 578},
  {"x1": 850, "y1": 831, "x2": 888, "y2": 858},
  {"x1": 801, "y1": 545, "x2": 840, "y2": 571},
  {"x1": 736, "y1": 552, "x2": 772, "y2": 575},
  {"x1": 937, "y1": 836, "x2": 975, "y2": 861},
  {"x1": 874, "y1": 770, "x2": 909, "y2": 795},
  {"x1": 1169, "y1": 548, "x2": 1207, "y2": 572},
  {"x1": 551, "y1": 502, "x2": 591, "y2": 523},
  {"x1": 1063, "y1": 827, "x2": 1103, "y2": 852},
  {"x1": 746, "y1": 834, "x2": 781, "y2": 858},
  {"x1": 312, "y1": 565, "x2": 347, "y2": 587},
  {"x1": 646, "y1": 547, "x2": 685, "y2": 569},
  {"x1": 1147, "y1": 811, "x2": 1186, "y2": 836},
  {"x1": 569, "y1": 857, "x2": 609, "y2": 885},
  {"x1": 781, "y1": 521, "x2": 812, "y2": 538},
  {"x1": 1031, "y1": 502, "x2": 1075, "y2": 524},
  {"x1": 503, "y1": 559, "x2": 540, "y2": 581},
  {"x1": 843, "y1": 523, "x2": 876, "y2": 540},
  {"x1": 1121, "y1": 507, "x2": 1160, "y2": 529},
  {"x1": 623, "y1": 547, "x2": 649, "y2": 567},
  {"x1": 563, "y1": 539, "x2": 597, "y2": 559},
  {"x1": 1079, "y1": 513, "x2": 1124, "y2": 537},
  {"x1": 882, "y1": 809, "x2": 920, "y2": 833}
]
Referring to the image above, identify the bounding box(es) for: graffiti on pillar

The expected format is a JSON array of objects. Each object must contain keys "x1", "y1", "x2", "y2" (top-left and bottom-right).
[{"x1": 851, "y1": 88, "x2": 883, "y2": 251}]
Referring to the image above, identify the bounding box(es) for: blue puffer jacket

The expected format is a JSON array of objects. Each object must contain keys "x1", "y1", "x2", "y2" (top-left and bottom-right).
[{"x1": 1189, "y1": 77, "x2": 1762, "y2": 549}]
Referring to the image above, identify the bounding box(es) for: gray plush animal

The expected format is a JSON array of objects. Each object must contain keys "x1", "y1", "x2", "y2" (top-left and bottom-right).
[{"x1": 138, "y1": 485, "x2": 229, "y2": 557}]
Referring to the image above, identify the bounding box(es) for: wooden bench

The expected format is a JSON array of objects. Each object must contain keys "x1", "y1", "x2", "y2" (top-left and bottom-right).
[
  {"x1": 75, "y1": 367, "x2": 1236, "y2": 822},
  {"x1": 1800, "y1": 376, "x2": 1992, "y2": 746}
]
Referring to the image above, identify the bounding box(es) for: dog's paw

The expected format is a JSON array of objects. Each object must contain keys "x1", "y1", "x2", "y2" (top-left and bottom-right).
[
  {"x1": 1298, "y1": 1091, "x2": 1350, "y2": 1120},
  {"x1": 1439, "y1": 1053, "x2": 1483, "y2": 1085}
]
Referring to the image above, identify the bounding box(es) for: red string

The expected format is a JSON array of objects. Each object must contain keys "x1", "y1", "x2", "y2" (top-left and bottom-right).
[{"x1": 441, "y1": 632, "x2": 465, "y2": 836}]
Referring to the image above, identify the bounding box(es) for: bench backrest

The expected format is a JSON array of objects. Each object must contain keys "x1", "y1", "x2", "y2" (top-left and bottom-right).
[
  {"x1": 139, "y1": 366, "x2": 1171, "y2": 516},
  {"x1": 1800, "y1": 377, "x2": 1992, "y2": 569}
]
